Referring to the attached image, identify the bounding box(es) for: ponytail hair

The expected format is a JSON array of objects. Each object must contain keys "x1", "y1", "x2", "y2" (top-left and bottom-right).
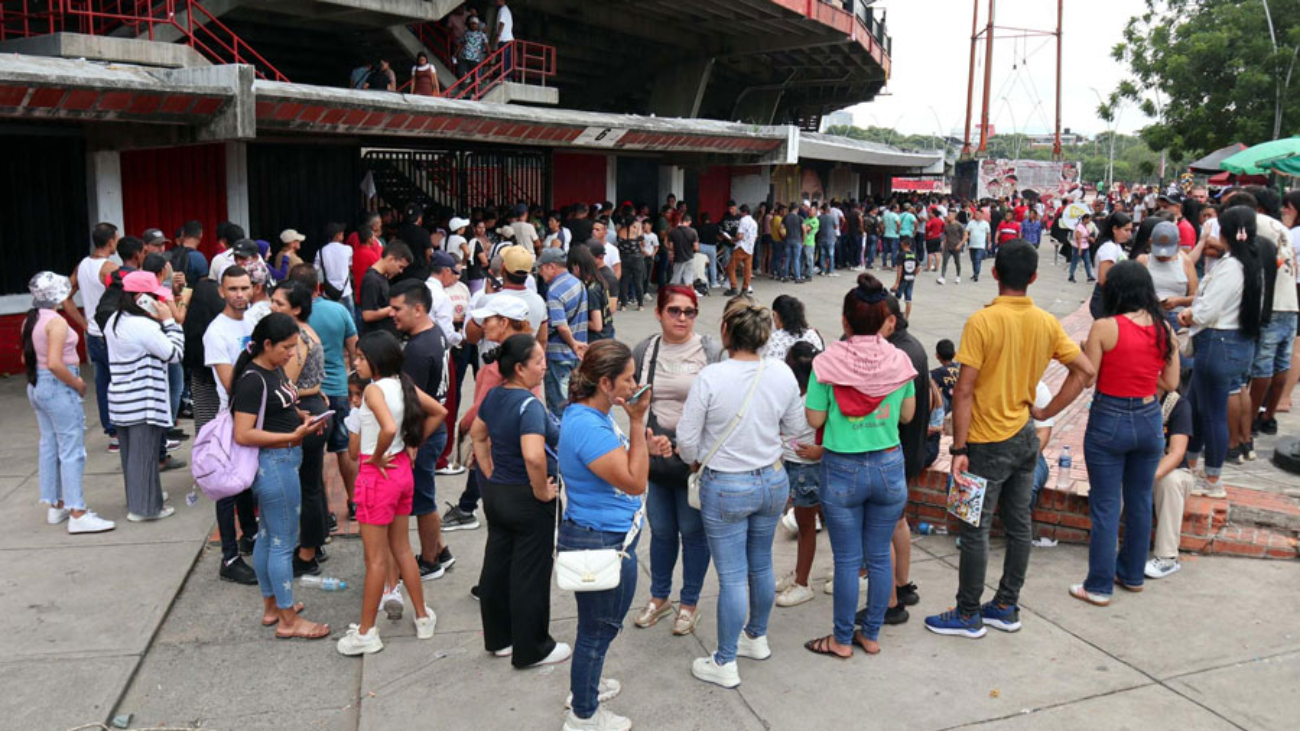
[
  {"x1": 357, "y1": 331, "x2": 425, "y2": 448},
  {"x1": 231, "y1": 312, "x2": 300, "y2": 404},
  {"x1": 21, "y1": 309, "x2": 39, "y2": 387},
  {"x1": 568, "y1": 339, "x2": 632, "y2": 403},
  {"x1": 1218, "y1": 205, "x2": 1267, "y2": 340}
]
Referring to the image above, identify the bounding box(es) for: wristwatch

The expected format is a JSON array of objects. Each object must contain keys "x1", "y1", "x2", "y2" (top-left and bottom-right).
[{"x1": 949, "y1": 446, "x2": 969, "y2": 457}]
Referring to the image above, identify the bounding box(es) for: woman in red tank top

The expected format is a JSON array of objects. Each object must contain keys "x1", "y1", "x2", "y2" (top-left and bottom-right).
[{"x1": 1071, "y1": 261, "x2": 1181, "y2": 607}]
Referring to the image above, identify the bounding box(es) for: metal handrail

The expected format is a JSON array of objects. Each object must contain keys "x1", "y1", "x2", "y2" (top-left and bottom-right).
[{"x1": 442, "y1": 39, "x2": 555, "y2": 102}]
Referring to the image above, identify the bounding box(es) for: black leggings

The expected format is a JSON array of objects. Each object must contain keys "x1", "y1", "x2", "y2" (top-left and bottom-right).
[{"x1": 297, "y1": 394, "x2": 329, "y2": 550}]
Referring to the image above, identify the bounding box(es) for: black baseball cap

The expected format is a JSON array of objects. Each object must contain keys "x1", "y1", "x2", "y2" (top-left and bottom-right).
[
  {"x1": 232, "y1": 238, "x2": 260, "y2": 259},
  {"x1": 142, "y1": 228, "x2": 169, "y2": 246}
]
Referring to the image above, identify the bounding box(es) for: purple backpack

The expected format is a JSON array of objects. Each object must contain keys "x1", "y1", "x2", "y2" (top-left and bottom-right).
[{"x1": 191, "y1": 373, "x2": 267, "y2": 501}]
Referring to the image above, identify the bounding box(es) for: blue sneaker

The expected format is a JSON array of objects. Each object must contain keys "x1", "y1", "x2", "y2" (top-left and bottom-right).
[
  {"x1": 924, "y1": 608, "x2": 986, "y2": 638},
  {"x1": 980, "y1": 602, "x2": 1022, "y2": 632}
]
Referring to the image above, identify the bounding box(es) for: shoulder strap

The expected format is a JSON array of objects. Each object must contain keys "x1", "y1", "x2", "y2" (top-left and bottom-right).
[
  {"x1": 696, "y1": 359, "x2": 765, "y2": 475},
  {"x1": 644, "y1": 335, "x2": 662, "y2": 385}
]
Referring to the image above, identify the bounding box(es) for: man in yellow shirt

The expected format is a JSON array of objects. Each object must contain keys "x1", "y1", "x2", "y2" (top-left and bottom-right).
[{"x1": 926, "y1": 239, "x2": 1096, "y2": 639}]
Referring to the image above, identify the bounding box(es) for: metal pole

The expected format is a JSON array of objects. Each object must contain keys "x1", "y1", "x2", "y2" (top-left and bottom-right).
[
  {"x1": 978, "y1": 0, "x2": 996, "y2": 153},
  {"x1": 1261, "y1": 0, "x2": 1283, "y2": 140},
  {"x1": 1054, "y1": 0, "x2": 1063, "y2": 159},
  {"x1": 962, "y1": 0, "x2": 980, "y2": 157}
]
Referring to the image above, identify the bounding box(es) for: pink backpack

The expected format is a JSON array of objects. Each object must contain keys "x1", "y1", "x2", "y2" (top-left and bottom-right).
[{"x1": 191, "y1": 373, "x2": 267, "y2": 501}]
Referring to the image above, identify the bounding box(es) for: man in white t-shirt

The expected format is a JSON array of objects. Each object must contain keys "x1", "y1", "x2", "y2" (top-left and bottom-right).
[
  {"x1": 203, "y1": 269, "x2": 254, "y2": 409},
  {"x1": 509, "y1": 204, "x2": 540, "y2": 251},
  {"x1": 591, "y1": 220, "x2": 620, "y2": 278}
]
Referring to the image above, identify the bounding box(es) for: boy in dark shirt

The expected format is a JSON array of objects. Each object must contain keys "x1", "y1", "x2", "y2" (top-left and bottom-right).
[{"x1": 892, "y1": 237, "x2": 920, "y2": 318}]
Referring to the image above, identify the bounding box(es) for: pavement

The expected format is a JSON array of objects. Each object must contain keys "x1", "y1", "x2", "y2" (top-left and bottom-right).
[{"x1": 6, "y1": 247, "x2": 1298, "y2": 731}]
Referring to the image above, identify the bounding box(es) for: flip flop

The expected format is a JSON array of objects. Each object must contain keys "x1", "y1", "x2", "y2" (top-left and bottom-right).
[
  {"x1": 803, "y1": 635, "x2": 851, "y2": 659},
  {"x1": 275, "y1": 619, "x2": 330, "y2": 640},
  {"x1": 262, "y1": 602, "x2": 306, "y2": 626},
  {"x1": 852, "y1": 631, "x2": 881, "y2": 655}
]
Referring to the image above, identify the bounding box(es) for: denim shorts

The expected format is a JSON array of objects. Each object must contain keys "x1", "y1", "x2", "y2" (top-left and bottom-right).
[
  {"x1": 785, "y1": 460, "x2": 821, "y2": 507},
  {"x1": 325, "y1": 395, "x2": 352, "y2": 454},
  {"x1": 1250, "y1": 311, "x2": 1298, "y2": 379}
]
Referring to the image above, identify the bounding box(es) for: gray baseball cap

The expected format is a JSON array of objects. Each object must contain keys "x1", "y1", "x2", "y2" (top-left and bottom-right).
[{"x1": 1150, "y1": 221, "x2": 1181, "y2": 258}]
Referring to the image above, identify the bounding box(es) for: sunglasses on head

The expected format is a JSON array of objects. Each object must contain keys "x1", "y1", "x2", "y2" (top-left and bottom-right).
[{"x1": 665, "y1": 306, "x2": 698, "y2": 320}]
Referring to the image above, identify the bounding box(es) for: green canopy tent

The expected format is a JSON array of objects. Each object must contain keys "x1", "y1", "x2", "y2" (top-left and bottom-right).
[{"x1": 1219, "y1": 137, "x2": 1300, "y2": 176}]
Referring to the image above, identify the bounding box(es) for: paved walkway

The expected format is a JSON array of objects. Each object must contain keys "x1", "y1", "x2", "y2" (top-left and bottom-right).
[{"x1": 7, "y1": 249, "x2": 1298, "y2": 730}]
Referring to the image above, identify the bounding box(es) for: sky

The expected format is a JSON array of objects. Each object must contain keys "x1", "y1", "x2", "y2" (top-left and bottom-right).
[{"x1": 844, "y1": 0, "x2": 1153, "y2": 140}]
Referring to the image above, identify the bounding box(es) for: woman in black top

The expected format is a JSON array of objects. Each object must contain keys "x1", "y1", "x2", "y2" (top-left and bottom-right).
[
  {"x1": 464, "y1": 220, "x2": 491, "y2": 294},
  {"x1": 231, "y1": 313, "x2": 329, "y2": 639},
  {"x1": 616, "y1": 215, "x2": 646, "y2": 310}
]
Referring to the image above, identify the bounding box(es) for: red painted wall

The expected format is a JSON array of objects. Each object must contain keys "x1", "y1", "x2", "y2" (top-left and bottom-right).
[
  {"x1": 552, "y1": 152, "x2": 606, "y2": 210},
  {"x1": 697, "y1": 165, "x2": 731, "y2": 221},
  {"x1": 122, "y1": 144, "x2": 227, "y2": 259}
]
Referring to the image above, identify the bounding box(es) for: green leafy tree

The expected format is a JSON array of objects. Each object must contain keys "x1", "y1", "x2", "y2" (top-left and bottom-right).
[{"x1": 1108, "y1": 0, "x2": 1300, "y2": 159}]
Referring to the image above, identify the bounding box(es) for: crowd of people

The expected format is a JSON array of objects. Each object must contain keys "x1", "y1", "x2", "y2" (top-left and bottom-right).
[{"x1": 21, "y1": 176, "x2": 1298, "y2": 730}]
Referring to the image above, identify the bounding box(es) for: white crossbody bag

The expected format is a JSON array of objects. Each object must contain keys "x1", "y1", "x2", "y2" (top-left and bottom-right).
[{"x1": 686, "y1": 359, "x2": 766, "y2": 509}]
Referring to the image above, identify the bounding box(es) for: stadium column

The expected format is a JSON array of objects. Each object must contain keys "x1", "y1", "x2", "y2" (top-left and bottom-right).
[
  {"x1": 225, "y1": 141, "x2": 250, "y2": 231},
  {"x1": 659, "y1": 165, "x2": 684, "y2": 203},
  {"x1": 86, "y1": 150, "x2": 124, "y2": 232}
]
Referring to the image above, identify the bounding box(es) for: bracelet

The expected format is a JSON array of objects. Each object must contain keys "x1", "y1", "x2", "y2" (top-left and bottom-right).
[{"x1": 948, "y1": 446, "x2": 969, "y2": 456}]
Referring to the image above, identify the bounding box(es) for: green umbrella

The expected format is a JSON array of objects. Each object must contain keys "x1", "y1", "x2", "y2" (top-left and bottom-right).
[{"x1": 1220, "y1": 137, "x2": 1300, "y2": 176}]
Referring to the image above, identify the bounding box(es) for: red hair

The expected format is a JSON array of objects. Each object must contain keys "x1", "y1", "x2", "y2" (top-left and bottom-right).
[{"x1": 656, "y1": 284, "x2": 698, "y2": 312}]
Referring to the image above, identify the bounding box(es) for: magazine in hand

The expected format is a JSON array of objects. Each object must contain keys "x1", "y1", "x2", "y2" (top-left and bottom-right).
[{"x1": 947, "y1": 471, "x2": 988, "y2": 526}]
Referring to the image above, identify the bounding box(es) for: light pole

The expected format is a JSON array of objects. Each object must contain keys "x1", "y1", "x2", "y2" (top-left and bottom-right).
[
  {"x1": 1001, "y1": 97, "x2": 1021, "y2": 159},
  {"x1": 1090, "y1": 86, "x2": 1121, "y2": 192}
]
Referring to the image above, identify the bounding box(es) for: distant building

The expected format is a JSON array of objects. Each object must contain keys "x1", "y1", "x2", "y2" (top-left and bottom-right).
[{"x1": 821, "y1": 110, "x2": 856, "y2": 131}]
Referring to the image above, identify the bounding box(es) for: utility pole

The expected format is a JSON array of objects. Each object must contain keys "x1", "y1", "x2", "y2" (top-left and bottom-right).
[
  {"x1": 1054, "y1": 0, "x2": 1063, "y2": 160},
  {"x1": 961, "y1": 0, "x2": 979, "y2": 157},
  {"x1": 977, "y1": 0, "x2": 996, "y2": 153}
]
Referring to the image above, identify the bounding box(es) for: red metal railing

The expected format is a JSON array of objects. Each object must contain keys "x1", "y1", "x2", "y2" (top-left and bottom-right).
[
  {"x1": 442, "y1": 39, "x2": 554, "y2": 102},
  {"x1": 0, "y1": 0, "x2": 288, "y2": 81},
  {"x1": 410, "y1": 19, "x2": 455, "y2": 70}
]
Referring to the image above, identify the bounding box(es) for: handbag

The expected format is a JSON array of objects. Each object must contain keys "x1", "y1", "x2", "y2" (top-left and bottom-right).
[
  {"x1": 554, "y1": 491, "x2": 645, "y2": 593},
  {"x1": 686, "y1": 358, "x2": 766, "y2": 509},
  {"x1": 191, "y1": 372, "x2": 267, "y2": 501},
  {"x1": 640, "y1": 336, "x2": 693, "y2": 485}
]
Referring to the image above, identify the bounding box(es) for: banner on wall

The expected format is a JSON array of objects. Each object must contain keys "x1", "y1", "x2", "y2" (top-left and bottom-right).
[
  {"x1": 891, "y1": 178, "x2": 944, "y2": 192},
  {"x1": 976, "y1": 159, "x2": 1081, "y2": 200}
]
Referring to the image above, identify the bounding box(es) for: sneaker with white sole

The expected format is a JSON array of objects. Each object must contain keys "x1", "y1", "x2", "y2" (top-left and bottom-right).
[
  {"x1": 736, "y1": 632, "x2": 771, "y2": 660},
  {"x1": 414, "y1": 606, "x2": 437, "y2": 639},
  {"x1": 775, "y1": 583, "x2": 815, "y2": 607},
  {"x1": 936, "y1": 277, "x2": 945, "y2": 285},
  {"x1": 68, "y1": 511, "x2": 116, "y2": 534},
  {"x1": 127, "y1": 506, "x2": 175, "y2": 522},
  {"x1": 1144, "y1": 556, "x2": 1181, "y2": 579},
  {"x1": 436, "y1": 464, "x2": 467, "y2": 476},
  {"x1": 775, "y1": 571, "x2": 796, "y2": 593},
  {"x1": 562, "y1": 707, "x2": 631, "y2": 731},
  {"x1": 565, "y1": 678, "x2": 622, "y2": 709},
  {"x1": 46, "y1": 506, "x2": 70, "y2": 525},
  {"x1": 493, "y1": 646, "x2": 513, "y2": 658},
  {"x1": 336, "y1": 624, "x2": 383, "y2": 656},
  {"x1": 823, "y1": 574, "x2": 868, "y2": 595},
  {"x1": 529, "y1": 641, "x2": 572, "y2": 667},
  {"x1": 954, "y1": 277, "x2": 961, "y2": 285},
  {"x1": 780, "y1": 509, "x2": 799, "y2": 537},
  {"x1": 691, "y1": 655, "x2": 741, "y2": 688},
  {"x1": 382, "y1": 587, "x2": 405, "y2": 621},
  {"x1": 672, "y1": 607, "x2": 701, "y2": 636},
  {"x1": 1192, "y1": 475, "x2": 1228, "y2": 499}
]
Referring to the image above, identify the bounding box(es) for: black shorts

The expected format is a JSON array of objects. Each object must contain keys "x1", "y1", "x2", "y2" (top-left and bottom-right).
[{"x1": 926, "y1": 238, "x2": 942, "y2": 255}]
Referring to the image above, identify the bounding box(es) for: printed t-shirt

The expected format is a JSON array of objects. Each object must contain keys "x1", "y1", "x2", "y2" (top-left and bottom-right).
[{"x1": 806, "y1": 374, "x2": 913, "y2": 453}]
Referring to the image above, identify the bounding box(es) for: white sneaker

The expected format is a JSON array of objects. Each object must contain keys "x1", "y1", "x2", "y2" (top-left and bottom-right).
[
  {"x1": 562, "y1": 707, "x2": 631, "y2": 731},
  {"x1": 529, "y1": 641, "x2": 572, "y2": 667},
  {"x1": 775, "y1": 570, "x2": 797, "y2": 593},
  {"x1": 829, "y1": 271, "x2": 841, "y2": 277},
  {"x1": 493, "y1": 646, "x2": 513, "y2": 658},
  {"x1": 1193, "y1": 476, "x2": 1228, "y2": 499},
  {"x1": 68, "y1": 511, "x2": 116, "y2": 534},
  {"x1": 414, "y1": 606, "x2": 437, "y2": 639},
  {"x1": 382, "y1": 586, "x2": 405, "y2": 621},
  {"x1": 736, "y1": 632, "x2": 771, "y2": 660},
  {"x1": 127, "y1": 506, "x2": 175, "y2": 522},
  {"x1": 955, "y1": 277, "x2": 961, "y2": 285},
  {"x1": 691, "y1": 655, "x2": 741, "y2": 688},
  {"x1": 165, "y1": 438, "x2": 181, "y2": 452},
  {"x1": 336, "y1": 624, "x2": 383, "y2": 656},
  {"x1": 565, "y1": 678, "x2": 622, "y2": 709},
  {"x1": 776, "y1": 583, "x2": 815, "y2": 607},
  {"x1": 780, "y1": 509, "x2": 799, "y2": 537},
  {"x1": 46, "y1": 506, "x2": 70, "y2": 525},
  {"x1": 936, "y1": 277, "x2": 945, "y2": 285},
  {"x1": 1144, "y1": 557, "x2": 1181, "y2": 579},
  {"x1": 823, "y1": 574, "x2": 869, "y2": 595},
  {"x1": 435, "y1": 464, "x2": 466, "y2": 476}
]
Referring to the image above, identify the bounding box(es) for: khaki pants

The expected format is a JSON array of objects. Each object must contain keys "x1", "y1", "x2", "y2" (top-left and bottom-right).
[
  {"x1": 1152, "y1": 468, "x2": 1194, "y2": 558},
  {"x1": 727, "y1": 248, "x2": 753, "y2": 291}
]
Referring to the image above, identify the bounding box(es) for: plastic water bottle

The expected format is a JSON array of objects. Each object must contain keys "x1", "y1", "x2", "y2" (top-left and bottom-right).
[
  {"x1": 1057, "y1": 446, "x2": 1073, "y2": 489},
  {"x1": 916, "y1": 522, "x2": 949, "y2": 536},
  {"x1": 300, "y1": 576, "x2": 347, "y2": 591}
]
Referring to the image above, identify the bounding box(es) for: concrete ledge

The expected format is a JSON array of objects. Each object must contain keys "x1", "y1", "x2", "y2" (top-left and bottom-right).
[
  {"x1": 0, "y1": 32, "x2": 210, "y2": 70},
  {"x1": 481, "y1": 81, "x2": 559, "y2": 106}
]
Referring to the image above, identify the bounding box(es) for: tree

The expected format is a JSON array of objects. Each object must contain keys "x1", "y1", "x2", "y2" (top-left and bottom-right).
[{"x1": 1109, "y1": 0, "x2": 1300, "y2": 160}]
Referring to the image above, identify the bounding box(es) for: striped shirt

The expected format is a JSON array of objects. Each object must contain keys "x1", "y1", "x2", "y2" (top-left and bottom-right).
[
  {"x1": 545, "y1": 271, "x2": 588, "y2": 362},
  {"x1": 105, "y1": 312, "x2": 185, "y2": 428}
]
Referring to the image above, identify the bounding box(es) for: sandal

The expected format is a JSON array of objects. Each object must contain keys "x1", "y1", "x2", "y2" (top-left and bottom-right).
[
  {"x1": 1068, "y1": 584, "x2": 1111, "y2": 607},
  {"x1": 803, "y1": 635, "x2": 851, "y2": 659},
  {"x1": 276, "y1": 618, "x2": 330, "y2": 640},
  {"x1": 262, "y1": 602, "x2": 305, "y2": 627},
  {"x1": 852, "y1": 631, "x2": 880, "y2": 655}
]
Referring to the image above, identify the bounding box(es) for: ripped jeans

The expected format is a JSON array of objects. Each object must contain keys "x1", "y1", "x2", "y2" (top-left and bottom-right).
[
  {"x1": 251, "y1": 446, "x2": 303, "y2": 609},
  {"x1": 561, "y1": 519, "x2": 640, "y2": 720}
]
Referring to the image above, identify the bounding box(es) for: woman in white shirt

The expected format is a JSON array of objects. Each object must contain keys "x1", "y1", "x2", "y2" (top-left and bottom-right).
[
  {"x1": 760, "y1": 294, "x2": 824, "y2": 361},
  {"x1": 1277, "y1": 191, "x2": 1300, "y2": 412},
  {"x1": 1089, "y1": 212, "x2": 1133, "y2": 318},
  {"x1": 676, "y1": 302, "x2": 803, "y2": 689},
  {"x1": 1177, "y1": 206, "x2": 1270, "y2": 496}
]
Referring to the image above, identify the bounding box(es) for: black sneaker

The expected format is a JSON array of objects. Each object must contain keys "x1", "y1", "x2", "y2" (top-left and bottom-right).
[
  {"x1": 896, "y1": 581, "x2": 920, "y2": 607},
  {"x1": 166, "y1": 427, "x2": 190, "y2": 441},
  {"x1": 418, "y1": 555, "x2": 446, "y2": 581},
  {"x1": 442, "y1": 503, "x2": 480, "y2": 531},
  {"x1": 327, "y1": 512, "x2": 338, "y2": 533},
  {"x1": 469, "y1": 584, "x2": 480, "y2": 601},
  {"x1": 1261, "y1": 417, "x2": 1279, "y2": 435},
  {"x1": 159, "y1": 455, "x2": 187, "y2": 472},
  {"x1": 723, "y1": 288, "x2": 739, "y2": 297},
  {"x1": 239, "y1": 534, "x2": 256, "y2": 556},
  {"x1": 219, "y1": 556, "x2": 258, "y2": 585},
  {"x1": 436, "y1": 545, "x2": 456, "y2": 571},
  {"x1": 316, "y1": 546, "x2": 329, "y2": 563},
  {"x1": 293, "y1": 555, "x2": 321, "y2": 577},
  {"x1": 347, "y1": 501, "x2": 357, "y2": 521},
  {"x1": 1226, "y1": 445, "x2": 1244, "y2": 464},
  {"x1": 884, "y1": 605, "x2": 910, "y2": 625},
  {"x1": 179, "y1": 401, "x2": 194, "y2": 420}
]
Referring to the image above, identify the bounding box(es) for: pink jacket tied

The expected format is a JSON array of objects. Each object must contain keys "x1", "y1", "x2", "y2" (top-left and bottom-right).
[{"x1": 811, "y1": 334, "x2": 917, "y2": 417}]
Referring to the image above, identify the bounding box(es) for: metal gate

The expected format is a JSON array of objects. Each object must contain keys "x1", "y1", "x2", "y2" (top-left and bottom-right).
[{"x1": 361, "y1": 147, "x2": 550, "y2": 215}]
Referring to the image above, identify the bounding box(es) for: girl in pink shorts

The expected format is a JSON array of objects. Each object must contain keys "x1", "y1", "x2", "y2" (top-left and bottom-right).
[{"x1": 337, "y1": 332, "x2": 447, "y2": 656}]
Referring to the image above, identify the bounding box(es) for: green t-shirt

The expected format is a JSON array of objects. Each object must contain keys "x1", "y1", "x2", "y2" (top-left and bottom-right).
[
  {"x1": 803, "y1": 216, "x2": 819, "y2": 248},
  {"x1": 805, "y1": 374, "x2": 914, "y2": 453}
]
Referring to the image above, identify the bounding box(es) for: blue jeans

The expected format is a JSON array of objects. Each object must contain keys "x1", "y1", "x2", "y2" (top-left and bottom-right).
[
  {"x1": 969, "y1": 248, "x2": 986, "y2": 278},
  {"x1": 1190, "y1": 330, "x2": 1256, "y2": 477},
  {"x1": 545, "y1": 359, "x2": 576, "y2": 418},
  {"x1": 784, "y1": 241, "x2": 802, "y2": 280},
  {"x1": 647, "y1": 480, "x2": 710, "y2": 605},
  {"x1": 561, "y1": 520, "x2": 639, "y2": 720},
  {"x1": 819, "y1": 448, "x2": 907, "y2": 643},
  {"x1": 864, "y1": 234, "x2": 878, "y2": 267},
  {"x1": 1083, "y1": 394, "x2": 1164, "y2": 594},
  {"x1": 881, "y1": 237, "x2": 899, "y2": 268},
  {"x1": 1031, "y1": 452, "x2": 1050, "y2": 509},
  {"x1": 85, "y1": 334, "x2": 114, "y2": 437},
  {"x1": 895, "y1": 279, "x2": 914, "y2": 302},
  {"x1": 698, "y1": 464, "x2": 788, "y2": 664},
  {"x1": 699, "y1": 243, "x2": 719, "y2": 285},
  {"x1": 411, "y1": 426, "x2": 448, "y2": 516},
  {"x1": 28, "y1": 368, "x2": 87, "y2": 510},
  {"x1": 818, "y1": 238, "x2": 836, "y2": 273},
  {"x1": 168, "y1": 361, "x2": 184, "y2": 422},
  {"x1": 1069, "y1": 246, "x2": 1095, "y2": 280},
  {"x1": 251, "y1": 446, "x2": 303, "y2": 609}
]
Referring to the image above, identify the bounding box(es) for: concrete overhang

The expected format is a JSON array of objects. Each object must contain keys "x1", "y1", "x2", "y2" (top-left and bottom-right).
[{"x1": 799, "y1": 132, "x2": 943, "y2": 171}]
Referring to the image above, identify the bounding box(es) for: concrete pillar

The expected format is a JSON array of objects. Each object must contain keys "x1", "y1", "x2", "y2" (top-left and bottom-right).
[
  {"x1": 732, "y1": 88, "x2": 784, "y2": 125},
  {"x1": 605, "y1": 155, "x2": 618, "y2": 204},
  {"x1": 225, "y1": 141, "x2": 250, "y2": 229},
  {"x1": 649, "y1": 58, "x2": 714, "y2": 119},
  {"x1": 658, "y1": 165, "x2": 684, "y2": 202},
  {"x1": 86, "y1": 150, "x2": 123, "y2": 231}
]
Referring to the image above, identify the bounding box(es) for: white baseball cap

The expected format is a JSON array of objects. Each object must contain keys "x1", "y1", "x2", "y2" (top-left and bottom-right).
[{"x1": 470, "y1": 295, "x2": 530, "y2": 324}]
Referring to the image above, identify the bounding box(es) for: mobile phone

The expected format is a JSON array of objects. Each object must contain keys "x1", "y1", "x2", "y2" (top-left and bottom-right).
[
  {"x1": 308, "y1": 410, "x2": 336, "y2": 426},
  {"x1": 626, "y1": 384, "x2": 651, "y2": 405},
  {"x1": 135, "y1": 294, "x2": 159, "y2": 316}
]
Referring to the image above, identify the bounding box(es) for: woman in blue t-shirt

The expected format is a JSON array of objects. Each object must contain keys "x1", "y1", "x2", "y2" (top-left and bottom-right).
[
  {"x1": 557, "y1": 340, "x2": 651, "y2": 731},
  {"x1": 468, "y1": 334, "x2": 566, "y2": 669}
]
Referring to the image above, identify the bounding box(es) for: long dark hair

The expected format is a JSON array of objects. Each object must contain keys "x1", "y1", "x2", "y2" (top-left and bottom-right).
[
  {"x1": 1102, "y1": 261, "x2": 1174, "y2": 363},
  {"x1": 1098, "y1": 211, "x2": 1132, "y2": 247},
  {"x1": 771, "y1": 294, "x2": 809, "y2": 337},
  {"x1": 1218, "y1": 205, "x2": 1268, "y2": 340},
  {"x1": 274, "y1": 279, "x2": 313, "y2": 322},
  {"x1": 569, "y1": 339, "x2": 632, "y2": 403},
  {"x1": 567, "y1": 244, "x2": 599, "y2": 285},
  {"x1": 21, "y1": 309, "x2": 40, "y2": 386},
  {"x1": 496, "y1": 333, "x2": 539, "y2": 379},
  {"x1": 231, "y1": 312, "x2": 300, "y2": 395},
  {"x1": 111, "y1": 287, "x2": 160, "y2": 334},
  {"x1": 357, "y1": 331, "x2": 425, "y2": 448}
]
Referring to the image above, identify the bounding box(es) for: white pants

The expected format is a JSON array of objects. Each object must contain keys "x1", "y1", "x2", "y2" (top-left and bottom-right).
[{"x1": 1152, "y1": 468, "x2": 1194, "y2": 558}]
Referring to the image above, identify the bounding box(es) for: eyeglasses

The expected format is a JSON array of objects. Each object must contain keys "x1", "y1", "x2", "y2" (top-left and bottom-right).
[{"x1": 665, "y1": 306, "x2": 699, "y2": 320}]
